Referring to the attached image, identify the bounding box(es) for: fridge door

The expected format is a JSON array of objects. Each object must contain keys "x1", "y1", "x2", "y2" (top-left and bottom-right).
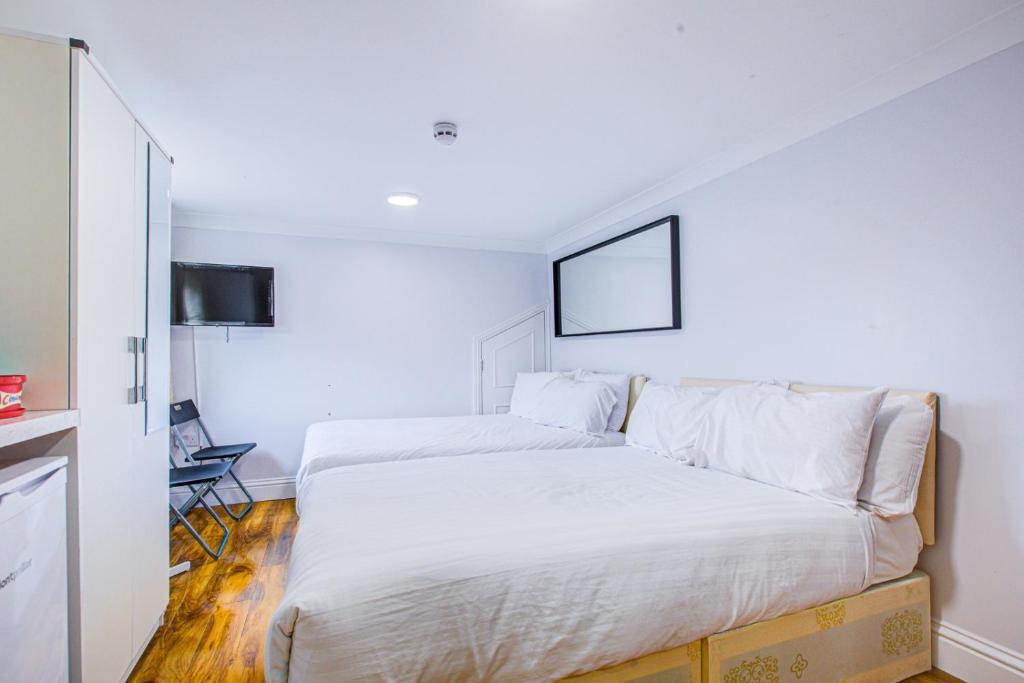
[{"x1": 0, "y1": 460, "x2": 69, "y2": 683}]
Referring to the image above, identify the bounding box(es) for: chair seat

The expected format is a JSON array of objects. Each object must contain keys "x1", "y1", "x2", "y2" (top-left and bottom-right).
[
  {"x1": 190, "y1": 443, "x2": 257, "y2": 461},
  {"x1": 170, "y1": 461, "x2": 233, "y2": 488}
]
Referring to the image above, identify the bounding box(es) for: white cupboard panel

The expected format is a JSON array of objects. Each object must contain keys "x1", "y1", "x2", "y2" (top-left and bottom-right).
[
  {"x1": 0, "y1": 34, "x2": 70, "y2": 410},
  {"x1": 70, "y1": 51, "x2": 138, "y2": 683}
]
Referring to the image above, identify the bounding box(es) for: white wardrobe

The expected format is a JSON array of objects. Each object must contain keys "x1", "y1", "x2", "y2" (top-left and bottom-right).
[{"x1": 0, "y1": 31, "x2": 171, "y2": 682}]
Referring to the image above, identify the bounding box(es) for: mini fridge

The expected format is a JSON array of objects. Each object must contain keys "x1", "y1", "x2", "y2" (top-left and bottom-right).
[{"x1": 0, "y1": 456, "x2": 69, "y2": 683}]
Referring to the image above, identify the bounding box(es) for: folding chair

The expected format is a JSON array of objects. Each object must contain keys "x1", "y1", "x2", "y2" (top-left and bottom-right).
[
  {"x1": 169, "y1": 400, "x2": 257, "y2": 521},
  {"x1": 169, "y1": 459, "x2": 233, "y2": 559}
]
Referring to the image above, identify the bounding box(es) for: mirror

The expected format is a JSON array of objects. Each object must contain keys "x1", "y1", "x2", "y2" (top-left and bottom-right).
[{"x1": 554, "y1": 215, "x2": 680, "y2": 337}]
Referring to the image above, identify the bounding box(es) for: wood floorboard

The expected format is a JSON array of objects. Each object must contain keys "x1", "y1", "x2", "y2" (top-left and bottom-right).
[
  {"x1": 127, "y1": 499, "x2": 966, "y2": 682},
  {"x1": 128, "y1": 499, "x2": 297, "y2": 683}
]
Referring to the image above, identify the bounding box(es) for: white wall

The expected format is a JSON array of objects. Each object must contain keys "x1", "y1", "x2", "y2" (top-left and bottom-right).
[
  {"x1": 550, "y1": 43, "x2": 1024, "y2": 678},
  {"x1": 170, "y1": 227, "x2": 547, "y2": 488}
]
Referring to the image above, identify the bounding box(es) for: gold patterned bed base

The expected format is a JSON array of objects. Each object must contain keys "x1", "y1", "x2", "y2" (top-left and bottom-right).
[{"x1": 559, "y1": 572, "x2": 930, "y2": 683}]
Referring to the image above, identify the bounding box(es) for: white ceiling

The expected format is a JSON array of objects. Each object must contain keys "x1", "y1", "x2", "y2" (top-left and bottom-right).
[{"x1": 3, "y1": 1, "x2": 1023, "y2": 251}]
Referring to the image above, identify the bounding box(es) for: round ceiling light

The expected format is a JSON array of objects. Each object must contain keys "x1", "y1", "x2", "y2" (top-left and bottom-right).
[{"x1": 387, "y1": 192, "x2": 419, "y2": 207}]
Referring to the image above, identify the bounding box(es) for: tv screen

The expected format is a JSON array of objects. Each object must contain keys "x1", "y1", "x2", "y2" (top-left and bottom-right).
[{"x1": 171, "y1": 262, "x2": 274, "y2": 326}]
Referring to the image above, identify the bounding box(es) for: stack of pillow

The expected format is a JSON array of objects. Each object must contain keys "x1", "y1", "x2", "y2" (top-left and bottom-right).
[
  {"x1": 509, "y1": 370, "x2": 632, "y2": 435},
  {"x1": 626, "y1": 380, "x2": 933, "y2": 514}
]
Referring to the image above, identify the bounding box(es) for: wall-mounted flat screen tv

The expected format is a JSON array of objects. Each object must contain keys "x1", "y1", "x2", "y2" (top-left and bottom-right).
[{"x1": 171, "y1": 262, "x2": 274, "y2": 326}]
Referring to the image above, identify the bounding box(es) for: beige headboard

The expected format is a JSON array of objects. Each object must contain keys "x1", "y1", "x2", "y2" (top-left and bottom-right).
[
  {"x1": 679, "y1": 378, "x2": 938, "y2": 546},
  {"x1": 619, "y1": 376, "x2": 647, "y2": 434}
]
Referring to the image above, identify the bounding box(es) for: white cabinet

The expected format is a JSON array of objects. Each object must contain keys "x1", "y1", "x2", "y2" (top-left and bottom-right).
[{"x1": 0, "y1": 32, "x2": 172, "y2": 683}]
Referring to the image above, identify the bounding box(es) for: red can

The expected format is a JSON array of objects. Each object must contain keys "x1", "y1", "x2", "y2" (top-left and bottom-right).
[{"x1": 0, "y1": 375, "x2": 27, "y2": 418}]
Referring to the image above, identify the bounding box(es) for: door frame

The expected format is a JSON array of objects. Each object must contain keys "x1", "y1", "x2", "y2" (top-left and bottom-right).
[{"x1": 472, "y1": 304, "x2": 551, "y2": 415}]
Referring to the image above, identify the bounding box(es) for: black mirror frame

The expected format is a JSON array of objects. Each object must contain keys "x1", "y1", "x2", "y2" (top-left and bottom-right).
[{"x1": 553, "y1": 215, "x2": 681, "y2": 338}]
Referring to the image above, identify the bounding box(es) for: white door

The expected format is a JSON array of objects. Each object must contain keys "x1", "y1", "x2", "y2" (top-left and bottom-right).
[
  {"x1": 129, "y1": 125, "x2": 171, "y2": 657},
  {"x1": 478, "y1": 311, "x2": 547, "y2": 414},
  {"x1": 71, "y1": 50, "x2": 138, "y2": 683}
]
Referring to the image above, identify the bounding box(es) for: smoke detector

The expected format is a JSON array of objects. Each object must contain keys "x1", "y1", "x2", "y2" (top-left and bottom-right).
[{"x1": 433, "y1": 121, "x2": 458, "y2": 146}]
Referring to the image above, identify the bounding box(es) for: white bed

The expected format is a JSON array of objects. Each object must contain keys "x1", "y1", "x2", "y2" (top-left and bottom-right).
[
  {"x1": 296, "y1": 414, "x2": 626, "y2": 490},
  {"x1": 269, "y1": 446, "x2": 921, "y2": 683}
]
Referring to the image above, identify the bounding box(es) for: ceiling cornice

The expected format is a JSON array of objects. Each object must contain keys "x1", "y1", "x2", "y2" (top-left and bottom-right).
[
  {"x1": 544, "y1": 1, "x2": 1024, "y2": 255},
  {"x1": 173, "y1": 210, "x2": 546, "y2": 254}
]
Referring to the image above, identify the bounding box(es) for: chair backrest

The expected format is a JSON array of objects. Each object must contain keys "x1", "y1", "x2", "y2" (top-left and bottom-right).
[{"x1": 170, "y1": 399, "x2": 200, "y2": 427}]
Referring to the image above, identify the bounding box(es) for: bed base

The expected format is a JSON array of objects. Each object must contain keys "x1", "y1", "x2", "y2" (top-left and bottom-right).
[
  {"x1": 559, "y1": 571, "x2": 930, "y2": 683},
  {"x1": 562, "y1": 640, "x2": 702, "y2": 683}
]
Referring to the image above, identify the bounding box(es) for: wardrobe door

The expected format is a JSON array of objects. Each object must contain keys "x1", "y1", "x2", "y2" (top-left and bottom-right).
[
  {"x1": 144, "y1": 140, "x2": 172, "y2": 438},
  {"x1": 129, "y1": 126, "x2": 172, "y2": 655},
  {"x1": 70, "y1": 49, "x2": 138, "y2": 683}
]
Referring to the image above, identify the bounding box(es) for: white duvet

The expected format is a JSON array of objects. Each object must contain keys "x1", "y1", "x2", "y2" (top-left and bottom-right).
[
  {"x1": 296, "y1": 414, "x2": 625, "y2": 490},
  {"x1": 269, "y1": 447, "x2": 910, "y2": 683}
]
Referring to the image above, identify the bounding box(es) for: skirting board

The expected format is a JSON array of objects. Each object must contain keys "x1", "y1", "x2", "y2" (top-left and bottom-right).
[
  {"x1": 170, "y1": 475, "x2": 296, "y2": 507},
  {"x1": 933, "y1": 619, "x2": 1024, "y2": 682}
]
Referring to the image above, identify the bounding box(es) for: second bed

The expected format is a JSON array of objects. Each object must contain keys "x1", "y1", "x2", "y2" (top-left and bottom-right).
[{"x1": 295, "y1": 375, "x2": 646, "y2": 488}]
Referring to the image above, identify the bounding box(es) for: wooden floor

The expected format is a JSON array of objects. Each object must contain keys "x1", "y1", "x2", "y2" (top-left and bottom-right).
[
  {"x1": 127, "y1": 500, "x2": 963, "y2": 683},
  {"x1": 128, "y1": 499, "x2": 297, "y2": 683}
]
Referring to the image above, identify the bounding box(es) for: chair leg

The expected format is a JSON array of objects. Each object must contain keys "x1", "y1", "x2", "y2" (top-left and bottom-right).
[
  {"x1": 169, "y1": 487, "x2": 230, "y2": 559},
  {"x1": 209, "y1": 461, "x2": 254, "y2": 521},
  {"x1": 173, "y1": 485, "x2": 204, "y2": 523},
  {"x1": 196, "y1": 495, "x2": 231, "y2": 557}
]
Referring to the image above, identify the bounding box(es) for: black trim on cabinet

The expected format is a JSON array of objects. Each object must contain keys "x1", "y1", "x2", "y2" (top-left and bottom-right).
[
  {"x1": 69, "y1": 37, "x2": 90, "y2": 53},
  {"x1": 553, "y1": 215, "x2": 681, "y2": 338}
]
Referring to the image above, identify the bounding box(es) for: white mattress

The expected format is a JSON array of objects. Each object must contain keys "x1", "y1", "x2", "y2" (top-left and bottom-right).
[
  {"x1": 296, "y1": 414, "x2": 625, "y2": 490},
  {"x1": 268, "y1": 447, "x2": 921, "y2": 682}
]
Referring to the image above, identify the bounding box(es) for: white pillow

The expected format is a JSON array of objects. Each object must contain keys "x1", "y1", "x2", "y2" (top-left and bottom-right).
[
  {"x1": 508, "y1": 372, "x2": 566, "y2": 417},
  {"x1": 625, "y1": 382, "x2": 720, "y2": 463},
  {"x1": 695, "y1": 385, "x2": 888, "y2": 508},
  {"x1": 625, "y1": 380, "x2": 792, "y2": 463},
  {"x1": 858, "y1": 395, "x2": 933, "y2": 517},
  {"x1": 574, "y1": 369, "x2": 631, "y2": 432},
  {"x1": 525, "y1": 376, "x2": 617, "y2": 435}
]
